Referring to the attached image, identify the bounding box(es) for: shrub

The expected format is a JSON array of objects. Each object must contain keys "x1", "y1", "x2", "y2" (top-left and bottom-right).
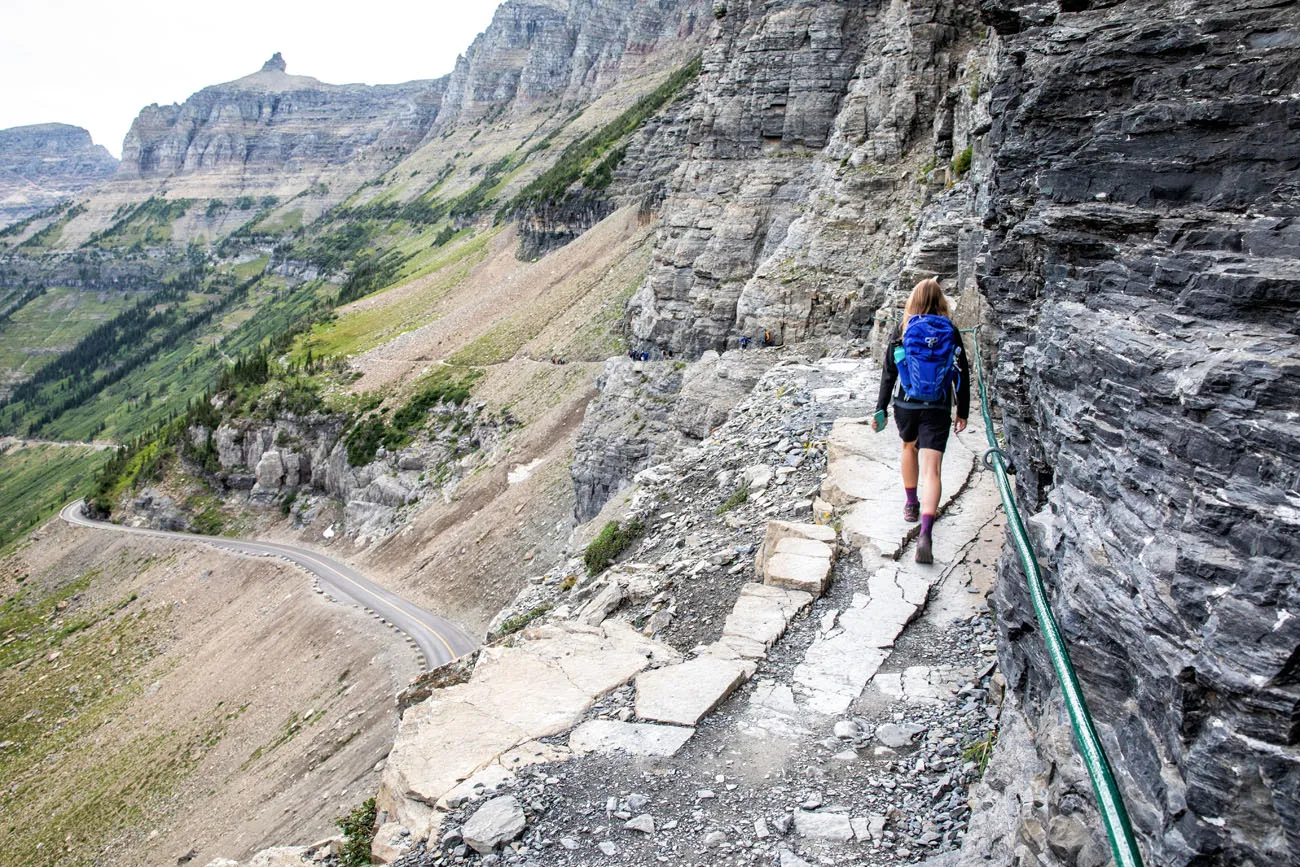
[
  {"x1": 716, "y1": 485, "x2": 749, "y2": 514},
  {"x1": 963, "y1": 731, "x2": 998, "y2": 777},
  {"x1": 335, "y1": 797, "x2": 377, "y2": 867},
  {"x1": 495, "y1": 604, "x2": 553, "y2": 638},
  {"x1": 583, "y1": 519, "x2": 645, "y2": 576},
  {"x1": 952, "y1": 146, "x2": 973, "y2": 178},
  {"x1": 345, "y1": 415, "x2": 388, "y2": 467}
]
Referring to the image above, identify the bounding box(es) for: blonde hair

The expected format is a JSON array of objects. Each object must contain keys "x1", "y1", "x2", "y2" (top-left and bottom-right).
[{"x1": 902, "y1": 277, "x2": 951, "y2": 332}]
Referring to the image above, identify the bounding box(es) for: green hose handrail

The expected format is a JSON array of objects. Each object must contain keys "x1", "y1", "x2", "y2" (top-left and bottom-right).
[{"x1": 963, "y1": 328, "x2": 1145, "y2": 867}]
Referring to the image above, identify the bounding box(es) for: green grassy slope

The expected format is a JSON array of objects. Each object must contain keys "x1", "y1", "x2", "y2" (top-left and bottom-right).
[
  {"x1": 0, "y1": 444, "x2": 107, "y2": 553},
  {"x1": 0, "y1": 288, "x2": 132, "y2": 384}
]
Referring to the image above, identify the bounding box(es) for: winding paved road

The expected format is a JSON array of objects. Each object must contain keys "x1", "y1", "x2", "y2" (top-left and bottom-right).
[{"x1": 60, "y1": 500, "x2": 479, "y2": 668}]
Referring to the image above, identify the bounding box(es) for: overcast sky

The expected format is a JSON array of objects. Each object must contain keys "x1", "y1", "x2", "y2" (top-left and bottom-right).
[{"x1": 0, "y1": 1, "x2": 504, "y2": 158}]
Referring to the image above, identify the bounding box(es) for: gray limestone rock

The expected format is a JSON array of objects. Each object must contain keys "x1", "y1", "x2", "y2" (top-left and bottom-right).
[
  {"x1": 118, "y1": 56, "x2": 445, "y2": 183},
  {"x1": 794, "y1": 810, "x2": 853, "y2": 842},
  {"x1": 635, "y1": 657, "x2": 750, "y2": 726},
  {"x1": 972, "y1": 1, "x2": 1300, "y2": 864},
  {"x1": 629, "y1": 0, "x2": 985, "y2": 354},
  {"x1": 875, "y1": 723, "x2": 924, "y2": 749},
  {"x1": 0, "y1": 123, "x2": 117, "y2": 226},
  {"x1": 461, "y1": 795, "x2": 526, "y2": 853},
  {"x1": 571, "y1": 351, "x2": 770, "y2": 520},
  {"x1": 568, "y1": 720, "x2": 695, "y2": 757}
]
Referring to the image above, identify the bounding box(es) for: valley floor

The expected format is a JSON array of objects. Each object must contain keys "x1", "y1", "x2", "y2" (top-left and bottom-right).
[{"x1": 0, "y1": 513, "x2": 418, "y2": 867}]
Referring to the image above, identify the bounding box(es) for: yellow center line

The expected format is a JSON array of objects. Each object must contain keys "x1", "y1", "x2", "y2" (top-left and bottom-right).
[{"x1": 278, "y1": 547, "x2": 459, "y2": 659}]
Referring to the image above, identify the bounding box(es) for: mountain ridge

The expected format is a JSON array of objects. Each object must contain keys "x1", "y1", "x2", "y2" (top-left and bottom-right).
[{"x1": 0, "y1": 123, "x2": 117, "y2": 226}]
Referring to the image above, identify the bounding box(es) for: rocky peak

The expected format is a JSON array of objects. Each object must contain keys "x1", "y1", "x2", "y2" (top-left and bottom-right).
[
  {"x1": 0, "y1": 122, "x2": 118, "y2": 226},
  {"x1": 116, "y1": 61, "x2": 447, "y2": 182}
]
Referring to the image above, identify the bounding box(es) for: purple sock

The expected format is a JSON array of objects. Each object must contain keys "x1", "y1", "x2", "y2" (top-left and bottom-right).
[
  {"x1": 905, "y1": 487, "x2": 919, "y2": 506},
  {"x1": 920, "y1": 514, "x2": 935, "y2": 536}
]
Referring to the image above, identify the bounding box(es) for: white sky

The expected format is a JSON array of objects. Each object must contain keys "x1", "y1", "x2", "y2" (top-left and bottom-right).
[{"x1": 0, "y1": 1, "x2": 505, "y2": 158}]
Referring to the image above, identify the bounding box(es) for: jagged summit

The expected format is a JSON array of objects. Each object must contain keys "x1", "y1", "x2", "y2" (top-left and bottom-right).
[{"x1": 116, "y1": 54, "x2": 445, "y2": 181}]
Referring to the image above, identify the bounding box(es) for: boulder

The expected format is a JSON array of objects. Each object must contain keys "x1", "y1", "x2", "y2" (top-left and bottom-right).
[
  {"x1": 794, "y1": 810, "x2": 853, "y2": 842},
  {"x1": 462, "y1": 795, "x2": 526, "y2": 853},
  {"x1": 569, "y1": 720, "x2": 696, "y2": 757},
  {"x1": 635, "y1": 657, "x2": 750, "y2": 726},
  {"x1": 370, "y1": 822, "x2": 412, "y2": 864}
]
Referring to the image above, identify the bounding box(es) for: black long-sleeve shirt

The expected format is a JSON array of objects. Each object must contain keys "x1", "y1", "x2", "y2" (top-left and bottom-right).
[{"x1": 875, "y1": 320, "x2": 971, "y2": 419}]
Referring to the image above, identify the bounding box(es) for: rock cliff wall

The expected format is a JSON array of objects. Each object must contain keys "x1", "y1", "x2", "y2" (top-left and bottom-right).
[
  {"x1": 629, "y1": 0, "x2": 988, "y2": 355},
  {"x1": 117, "y1": 54, "x2": 446, "y2": 183},
  {"x1": 571, "y1": 0, "x2": 1298, "y2": 862},
  {"x1": 431, "y1": 0, "x2": 711, "y2": 133},
  {"x1": 967, "y1": 0, "x2": 1300, "y2": 864},
  {"x1": 571, "y1": 349, "x2": 772, "y2": 519},
  {"x1": 0, "y1": 123, "x2": 118, "y2": 226},
  {"x1": 174, "y1": 399, "x2": 512, "y2": 541}
]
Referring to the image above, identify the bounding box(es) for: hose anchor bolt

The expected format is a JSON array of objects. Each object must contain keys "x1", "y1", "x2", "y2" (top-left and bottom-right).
[{"x1": 982, "y1": 448, "x2": 1016, "y2": 475}]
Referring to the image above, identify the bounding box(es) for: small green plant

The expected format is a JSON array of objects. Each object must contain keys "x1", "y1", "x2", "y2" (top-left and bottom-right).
[
  {"x1": 336, "y1": 797, "x2": 378, "y2": 867},
  {"x1": 583, "y1": 519, "x2": 645, "y2": 576},
  {"x1": 952, "y1": 146, "x2": 973, "y2": 178},
  {"x1": 192, "y1": 503, "x2": 225, "y2": 536},
  {"x1": 495, "y1": 604, "x2": 553, "y2": 638},
  {"x1": 716, "y1": 485, "x2": 749, "y2": 514},
  {"x1": 963, "y1": 730, "x2": 998, "y2": 777},
  {"x1": 280, "y1": 491, "x2": 297, "y2": 517}
]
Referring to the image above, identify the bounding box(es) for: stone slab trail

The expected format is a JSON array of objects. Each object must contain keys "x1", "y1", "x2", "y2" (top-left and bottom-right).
[{"x1": 380, "y1": 352, "x2": 1006, "y2": 867}]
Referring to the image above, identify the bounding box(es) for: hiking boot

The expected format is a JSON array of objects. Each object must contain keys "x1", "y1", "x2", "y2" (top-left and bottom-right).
[
  {"x1": 915, "y1": 532, "x2": 934, "y2": 565},
  {"x1": 903, "y1": 502, "x2": 920, "y2": 523}
]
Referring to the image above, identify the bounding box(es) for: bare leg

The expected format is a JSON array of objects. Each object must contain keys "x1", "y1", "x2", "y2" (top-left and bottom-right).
[
  {"x1": 919, "y1": 448, "x2": 943, "y2": 516},
  {"x1": 901, "y1": 441, "x2": 919, "y2": 489}
]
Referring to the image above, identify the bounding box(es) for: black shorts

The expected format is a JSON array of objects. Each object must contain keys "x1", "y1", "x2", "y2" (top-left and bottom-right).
[{"x1": 894, "y1": 405, "x2": 952, "y2": 452}]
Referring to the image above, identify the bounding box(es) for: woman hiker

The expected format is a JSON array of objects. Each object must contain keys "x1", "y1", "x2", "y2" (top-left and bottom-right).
[{"x1": 870, "y1": 277, "x2": 971, "y2": 564}]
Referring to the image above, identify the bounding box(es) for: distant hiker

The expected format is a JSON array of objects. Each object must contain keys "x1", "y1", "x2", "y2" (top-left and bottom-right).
[
  {"x1": 871, "y1": 277, "x2": 970, "y2": 565},
  {"x1": 628, "y1": 349, "x2": 637, "y2": 361},
  {"x1": 763, "y1": 330, "x2": 772, "y2": 347}
]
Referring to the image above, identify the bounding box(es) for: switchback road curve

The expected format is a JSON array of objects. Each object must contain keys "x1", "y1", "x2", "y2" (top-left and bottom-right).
[{"x1": 60, "y1": 500, "x2": 479, "y2": 668}]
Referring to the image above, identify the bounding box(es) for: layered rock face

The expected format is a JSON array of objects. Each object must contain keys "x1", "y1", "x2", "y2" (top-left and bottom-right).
[
  {"x1": 117, "y1": 54, "x2": 446, "y2": 181},
  {"x1": 432, "y1": 0, "x2": 711, "y2": 131},
  {"x1": 571, "y1": 350, "x2": 772, "y2": 519},
  {"x1": 975, "y1": 1, "x2": 1300, "y2": 864},
  {"x1": 0, "y1": 123, "x2": 118, "y2": 225},
  {"x1": 178, "y1": 400, "x2": 510, "y2": 541},
  {"x1": 629, "y1": 0, "x2": 987, "y2": 355}
]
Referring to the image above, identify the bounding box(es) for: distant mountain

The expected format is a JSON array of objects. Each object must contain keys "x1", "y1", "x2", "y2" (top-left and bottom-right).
[
  {"x1": 0, "y1": 123, "x2": 118, "y2": 226},
  {"x1": 117, "y1": 53, "x2": 448, "y2": 182}
]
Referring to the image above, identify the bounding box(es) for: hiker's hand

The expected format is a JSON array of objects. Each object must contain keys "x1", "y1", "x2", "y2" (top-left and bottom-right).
[{"x1": 954, "y1": 417, "x2": 968, "y2": 433}]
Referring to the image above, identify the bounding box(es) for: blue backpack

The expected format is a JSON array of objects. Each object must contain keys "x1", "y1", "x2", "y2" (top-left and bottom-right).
[{"x1": 894, "y1": 315, "x2": 960, "y2": 404}]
